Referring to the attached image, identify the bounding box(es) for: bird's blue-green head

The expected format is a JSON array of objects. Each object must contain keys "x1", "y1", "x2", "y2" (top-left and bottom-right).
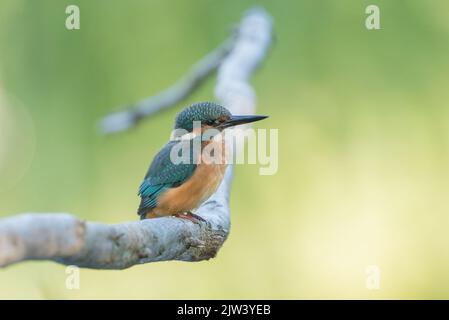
[{"x1": 174, "y1": 102, "x2": 267, "y2": 135}]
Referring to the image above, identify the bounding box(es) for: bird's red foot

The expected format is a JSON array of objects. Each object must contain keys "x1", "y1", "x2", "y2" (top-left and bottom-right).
[{"x1": 173, "y1": 212, "x2": 206, "y2": 224}]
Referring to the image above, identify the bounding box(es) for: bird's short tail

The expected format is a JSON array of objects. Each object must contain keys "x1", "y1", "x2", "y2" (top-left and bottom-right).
[
  {"x1": 137, "y1": 200, "x2": 149, "y2": 220},
  {"x1": 138, "y1": 204, "x2": 157, "y2": 220}
]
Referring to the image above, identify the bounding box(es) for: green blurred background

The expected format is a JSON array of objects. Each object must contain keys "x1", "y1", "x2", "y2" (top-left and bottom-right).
[{"x1": 1, "y1": 0, "x2": 449, "y2": 299}]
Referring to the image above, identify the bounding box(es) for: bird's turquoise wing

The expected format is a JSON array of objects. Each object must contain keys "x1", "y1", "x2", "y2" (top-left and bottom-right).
[{"x1": 137, "y1": 140, "x2": 197, "y2": 217}]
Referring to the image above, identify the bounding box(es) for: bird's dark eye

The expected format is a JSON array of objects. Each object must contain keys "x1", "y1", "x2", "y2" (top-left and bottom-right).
[{"x1": 204, "y1": 119, "x2": 222, "y2": 126}]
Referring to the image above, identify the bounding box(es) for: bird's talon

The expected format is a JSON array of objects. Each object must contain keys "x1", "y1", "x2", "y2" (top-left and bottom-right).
[
  {"x1": 174, "y1": 212, "x2": 206, "y2": 224},
  {"x1": 187, "y1": 211, "x2": 206, "y2": 222}
]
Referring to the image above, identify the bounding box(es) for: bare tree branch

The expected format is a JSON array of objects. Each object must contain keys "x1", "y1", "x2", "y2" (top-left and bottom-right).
[
  {"x1": 99, "y1": 39, "x2": 233, "y2": 134},
  {"x1": 0, "y1": 168, "x2": 232, "y2": 269},
  {"x1": 0, "y1": 7, "x2": 273, "y2": 269}
]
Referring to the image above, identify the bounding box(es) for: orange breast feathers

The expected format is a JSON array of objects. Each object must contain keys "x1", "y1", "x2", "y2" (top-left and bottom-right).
[{"x1": 148, "y1": 138, "x2": 228, "y2": 217}]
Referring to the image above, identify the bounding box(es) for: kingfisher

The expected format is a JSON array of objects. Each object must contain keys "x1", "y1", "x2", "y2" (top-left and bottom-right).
[{"x1": 137, "y1": 101, "x2": 267, "y2": 223}]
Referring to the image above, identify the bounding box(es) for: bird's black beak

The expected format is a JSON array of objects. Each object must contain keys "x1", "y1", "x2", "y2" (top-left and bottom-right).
[{"x1": 218, "y1": 115, "x2": 268, "y2": 129}]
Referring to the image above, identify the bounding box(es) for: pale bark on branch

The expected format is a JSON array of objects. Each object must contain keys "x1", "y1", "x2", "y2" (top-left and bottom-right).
[{"x1": 0, "y1": 8, "x2": 273, "y2": 269}]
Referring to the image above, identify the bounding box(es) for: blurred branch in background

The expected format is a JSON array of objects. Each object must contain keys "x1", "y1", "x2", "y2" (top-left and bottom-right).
[
  {"x1": 99, "y1": 34, "x2": 234, "y2": 134},
  {"x1": 0, "y1": 7, "x2": 273, "y2": 269}
]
